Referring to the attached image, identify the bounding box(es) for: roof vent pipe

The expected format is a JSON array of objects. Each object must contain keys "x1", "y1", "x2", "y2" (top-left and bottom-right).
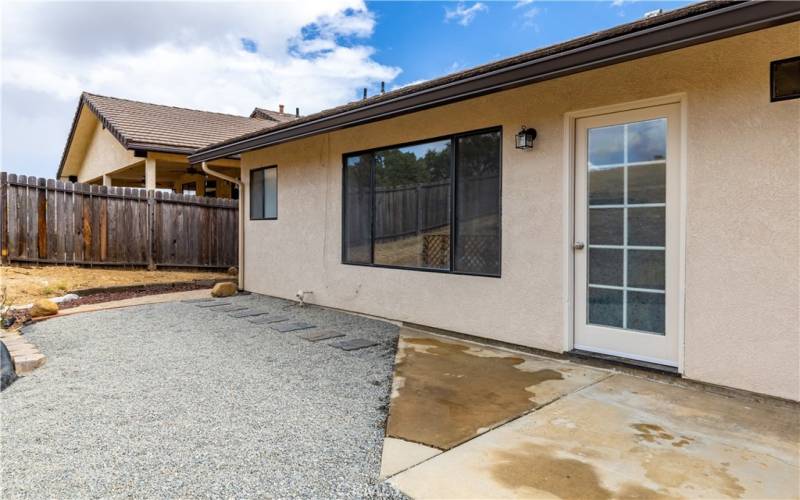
[
  {"x1": 363, "y1": 88, "x2": 367, "y2": 100},
  {"x1": 381, "y1": 81, "x2": 385, "y2": 94},
  {"x1": 295, "y1": 107, "x2": 300, "y2": 117},
  {"x1": 279, "y1": 104, "x2": 284, "y2": 113}
]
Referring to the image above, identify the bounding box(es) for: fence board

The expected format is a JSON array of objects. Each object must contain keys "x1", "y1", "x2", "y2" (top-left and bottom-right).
[{"x1": 0, "y1": 174, "x2": 237, "y2": 269}]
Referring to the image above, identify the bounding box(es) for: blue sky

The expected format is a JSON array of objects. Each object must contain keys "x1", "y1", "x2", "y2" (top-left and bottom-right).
[
  {"x1": 2, "y1": 1, "x2": 692, "y2": 178},
  {"x1": 366, "y1": 1, "x2": 692, "y2": 89}
]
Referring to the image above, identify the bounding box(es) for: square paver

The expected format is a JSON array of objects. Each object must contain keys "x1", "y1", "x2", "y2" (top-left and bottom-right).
[
  {"x1": 208, "y1": 305, "x2": 249, "y2": 313},
  {"x1": 271, "y1": 322, "x2": 316, "y2": 333},
  {"x1": 228, "y1": 309, "x2": 270, "y2": 318},
  {"x1": 194, "y1": 301, "x2": 231, "y2": 308},
  {"x1": 330, "y1": 338, "x2": 378, "y2": 351},
  {"x1": 181, "y1": 298, "x2": 215, "y2": 304},
  {"x1": 248, "y1": 315, "x2": 290, "y2": 324},
  {"x1": 298, "y1": 330, "x2": 346, "y2": 342}
]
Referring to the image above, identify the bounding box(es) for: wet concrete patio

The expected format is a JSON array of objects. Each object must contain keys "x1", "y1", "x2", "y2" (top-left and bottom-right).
[{"x1": 382, "y1": 329, "x2": 800, "y2": 498}]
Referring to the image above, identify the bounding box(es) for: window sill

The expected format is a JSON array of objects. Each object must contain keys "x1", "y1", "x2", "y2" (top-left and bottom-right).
[{"x1": 341, "y1": 261, "x2": 501, "y2": 278}]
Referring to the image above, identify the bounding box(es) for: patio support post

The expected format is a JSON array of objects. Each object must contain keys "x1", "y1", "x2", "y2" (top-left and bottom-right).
[
  {"x1": 145, "y1": 158, "x2": 156, "y2": 191},
  {"x1": 102, "y1": 175, "x2": 112, "y2": 187}
]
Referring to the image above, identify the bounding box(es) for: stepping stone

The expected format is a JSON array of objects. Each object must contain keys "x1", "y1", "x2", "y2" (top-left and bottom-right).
[
  {"x1": 248, "y1": 315, "x2": 290, "y2": 325},
  {"x1": 228, "y1": 309, "x2": 270, "y2": 318},
  {"x1": 271, "y1": 322, "x2": 315, "y2": 333},
  {"x1": 208, "y1": 305, "x2": 248, "y2": 313},
  {"x1": 195, "y1": 301, "x2": 231, "y2": 308},
  {"x1": 330, "y1": 338, "x2": 378, "y2": 351},
  {"x1": 181, "y1": 298, "x2": 215, "y2": 304},
  {"x1": 297, "y1": 330, "x2": 345, "y2": 342}
]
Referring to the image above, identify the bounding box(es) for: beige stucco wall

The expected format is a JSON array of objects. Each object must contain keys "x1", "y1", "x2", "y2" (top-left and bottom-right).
[
  {"x1": 77, "y1": 119, "x2": 139, "y2": 183},
  {"x1": 240, "y1": 24, "x2": 799, "y2": 400}
]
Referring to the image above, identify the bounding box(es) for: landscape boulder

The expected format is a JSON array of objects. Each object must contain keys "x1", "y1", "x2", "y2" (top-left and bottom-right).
[
  {"x1": 211, "y1": 282, "x2": 237, "y2": 298},
  {"x1": 1, "y1": 342, "x2": 16, "y2": 391},
  {"x1": 227, "y1": 266, "x2": 238, "y2": 276},
  {"x1": 30, "y1": 299, "x2": 58, "y2": 317}
]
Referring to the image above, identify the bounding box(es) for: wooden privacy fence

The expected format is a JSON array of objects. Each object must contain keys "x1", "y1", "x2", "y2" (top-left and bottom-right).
[{"x1": 0, "y1": 173, "x2": 238, "y2": 269}]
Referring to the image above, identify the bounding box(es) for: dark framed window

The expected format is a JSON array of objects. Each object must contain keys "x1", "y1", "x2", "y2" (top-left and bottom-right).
[
  {"x1": 204, "y1": 179, "x2": 217, "y2": 198},
  {"x1": 342, "y1": 127, "x2": 501, "y2": 277},
  {"x1": 771, "y1": 56, "x2": 800, "y2": 102},
  {"x1": 181, "y1": 182, "x2": 197, "y2": 196},
  {"x1": 250, "y1": 166, "x2": 277, "y2": 220}
]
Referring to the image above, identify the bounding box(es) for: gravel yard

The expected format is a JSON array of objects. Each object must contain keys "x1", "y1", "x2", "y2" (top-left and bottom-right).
[{"x1": 1, "y1": 294, "x2": 405, "y2": 499}]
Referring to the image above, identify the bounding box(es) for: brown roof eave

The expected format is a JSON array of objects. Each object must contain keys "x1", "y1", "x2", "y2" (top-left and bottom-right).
[{"x1": 189, "y1": 1, "x2": 800, "y2": 164}]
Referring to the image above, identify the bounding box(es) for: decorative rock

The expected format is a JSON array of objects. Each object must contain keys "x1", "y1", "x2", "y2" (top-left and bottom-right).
[
  {"x1": 227, "y1": 266, "x2": 239, "y2": 276},
  {"x1": 211, "y1": 282, "x2": 237, "y2": 297},
  {"x1": 30, "y1": 299, "x2": 58, "y2": 317}
]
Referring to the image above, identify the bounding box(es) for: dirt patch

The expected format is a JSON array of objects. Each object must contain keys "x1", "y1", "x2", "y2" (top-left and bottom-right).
[
  {"x1": 0, "y1": 266, "x2": 227, "y2": 305},
  {"x1": 386, "y1": 336, "x2": 563, "y2": 450}
]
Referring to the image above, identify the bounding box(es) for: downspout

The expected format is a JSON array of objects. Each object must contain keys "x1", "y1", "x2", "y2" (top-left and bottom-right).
[{"x1": 201, "y1": 162, "x2": 244, "y2": 291}]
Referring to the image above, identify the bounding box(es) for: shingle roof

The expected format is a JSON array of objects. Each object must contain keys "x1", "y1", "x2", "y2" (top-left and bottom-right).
[
  {"x1": 190, "y1": 0, "x2": 799, "y2": 162},
  {"x1": 80, "y1": 93, "x2": 276, "y2": 152}
]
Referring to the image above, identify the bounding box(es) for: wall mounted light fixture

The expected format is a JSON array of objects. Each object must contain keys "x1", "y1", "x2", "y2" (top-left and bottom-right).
[{"x1": 515, "y1": 126, "x2": 537, "y2": 150}]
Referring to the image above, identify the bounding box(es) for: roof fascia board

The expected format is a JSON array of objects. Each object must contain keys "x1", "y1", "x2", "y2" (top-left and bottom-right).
[{"x1": 189, "y1": 1, "x2": 800, "y2": 163}]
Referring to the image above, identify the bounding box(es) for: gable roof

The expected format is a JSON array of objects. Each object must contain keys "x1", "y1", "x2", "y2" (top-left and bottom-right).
[
  {"x1": 250, "y1": 107, "x2": 299, "y2": 122},
  {"x1": 57, "y1": 93, "x2": 285, "y2": 178},
  {"x1": 189, "y1": 0, "x2": 800, "y2": 164}
]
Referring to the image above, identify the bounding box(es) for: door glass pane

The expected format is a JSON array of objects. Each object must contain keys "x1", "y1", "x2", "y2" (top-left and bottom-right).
[
  {"x1": 589, "y1": 208, "x2": 623, "y2": 245},
  {"x1": 373, "y1": 139, "x2": 452, "y2": 269},
  {"x1": 588, "y1": 124, "x2": 624, "y2": 165},
  {"x1": 586, "y1": 116, "x2": 668, "y2": 335},
  {"x1": 628, "y1": 207, "x2": 665, "y2": 247},
  {"x1": 588, "y1": 288, "x2": 623, "y2": 328},
  {"x1": 589, "y1": 248, "x2": 623, "y2": 287},
  {"x1": 588, "y1": 166, "x2": 624, "y2": 205},
  {"x1": 628, "y1": 163, "x2": 665, "y2": 204},
  {"x1": 627, "y1": 291, "x2": 665, "y2": 334},
  {"x1": 627, "y1": 119, "x2": 666, "y2": 162},
  {"x1": 628, "y1": 250, "x2": 665, "y2": 289}
]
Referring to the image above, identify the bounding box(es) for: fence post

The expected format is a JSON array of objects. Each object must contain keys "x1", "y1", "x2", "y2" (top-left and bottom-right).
[
  {"x1": 37, "y1": 177, "x2": 47, "y2": 260},
  {"x1": 0, "y1": 172, "x2": 7, "y2": 264},
  {"x1": 147, "y1": 190, "x2": 156, "y2": 270}
]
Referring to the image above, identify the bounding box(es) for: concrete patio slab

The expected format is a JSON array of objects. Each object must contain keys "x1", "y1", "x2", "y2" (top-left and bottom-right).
[
  {"x1": 386, "y1": 331, "x2": 610, "y2": 450},
  {"x1": 389, "y1": 373, "x2": 800, "y2": 499},
  {"x1": 380, "y1": 438, "x2": 441, "y2": 479}
]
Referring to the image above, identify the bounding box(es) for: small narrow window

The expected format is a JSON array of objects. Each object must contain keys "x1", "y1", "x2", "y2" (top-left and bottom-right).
[
  {"x1": 771, "y1": 56, "x2": 800, "y2": 102},
  {"x1": 250, "y1": 166, "x2": 278, "y2": 220}
]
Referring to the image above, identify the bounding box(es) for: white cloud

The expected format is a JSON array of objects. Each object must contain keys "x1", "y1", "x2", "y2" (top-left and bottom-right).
[
  {"x1": 1, "y1": 1, "x2": 401, "y2": 177},
  {"x1": 513, "y1": 0, "x2": 535, "y2": 8},
  {"x1": 444, "y1": 2, "x2": 488, "y2": 27},
  {"x1": 521, "y1": 6, "x2": 541, "y2": 29}
]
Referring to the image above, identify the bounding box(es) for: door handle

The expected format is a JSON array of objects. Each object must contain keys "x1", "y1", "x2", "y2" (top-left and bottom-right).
[{"x1": 573, "y1": 241, "x2": 585, "y2": 250}]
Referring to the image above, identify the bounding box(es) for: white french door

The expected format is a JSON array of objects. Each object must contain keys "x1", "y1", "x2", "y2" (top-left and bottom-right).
[{"x1": 574, "y1": 103, "x2": 680, "y2": 367}]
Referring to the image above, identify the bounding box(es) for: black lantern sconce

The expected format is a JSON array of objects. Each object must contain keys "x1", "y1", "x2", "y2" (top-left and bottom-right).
[{"x1": 515, "y1": 126, "x2": 537, "y2": 150}]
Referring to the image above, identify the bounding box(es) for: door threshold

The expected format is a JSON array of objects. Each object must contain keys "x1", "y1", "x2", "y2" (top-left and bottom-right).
[{"x1": 568, "y1": 349, "x2": 680, "y2": 375}]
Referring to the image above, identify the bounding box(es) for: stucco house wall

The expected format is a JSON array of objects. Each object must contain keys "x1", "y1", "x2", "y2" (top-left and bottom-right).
[
  {"x1": 76, "y1": 118, "x2": 138, "y2": 183},
  {"x1": 239, "y1": 24, "x2": 799, "y2": 400}
]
